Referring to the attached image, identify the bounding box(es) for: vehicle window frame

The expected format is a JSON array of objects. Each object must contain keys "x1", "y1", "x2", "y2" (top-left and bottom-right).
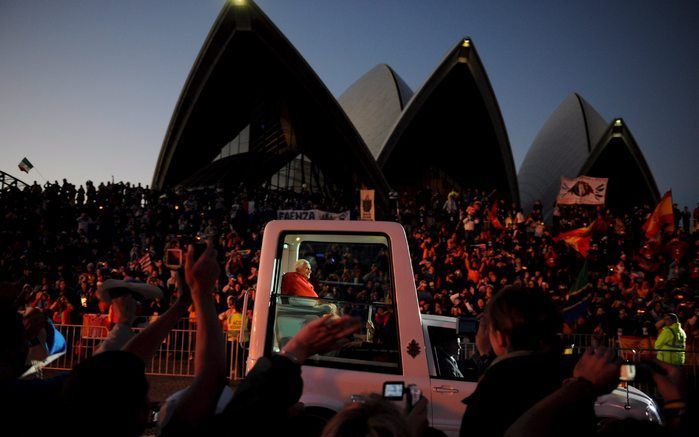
[
  {"x1": 263, "y1": 230, "x2": 403, "y2": 375},
  {"x1": 426, "y1": 325, "x2": 479, "y2": 382}
]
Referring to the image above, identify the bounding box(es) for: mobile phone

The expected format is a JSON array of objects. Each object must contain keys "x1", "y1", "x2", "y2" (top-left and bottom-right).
[
  {"x1": 408, "y1": 384, "x2": 421, "y2": 409},
  {"x1": 382, "y1": 381, "x2": 404, "y2": 400},
  {"x1": 165, "y1": 248, "x2": 183, "y2": 270},
  {"x1": 620, "y1": 363, "x2": 636, "y2": 382}
]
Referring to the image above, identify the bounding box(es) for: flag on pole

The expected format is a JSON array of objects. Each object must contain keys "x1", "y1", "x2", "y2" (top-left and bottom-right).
[
  {"x1": 554, "y1": 218, "x2": 606, "y2": 257},
  {"x1": 18, "y1": 157, "x2": 33, "y2": 173},
  {"x1": 642, "y1": 191, "x2": 674, "y2": 240},
  {"x1": 360, "y1": 189, "x2": 375, "y2": 221},
  {"x1": 567, "y1": 260, "x2": 590, "y2": 298}
]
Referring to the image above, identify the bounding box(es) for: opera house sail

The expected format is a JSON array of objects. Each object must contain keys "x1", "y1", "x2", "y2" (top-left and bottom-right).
[
  {"x1": 151, "y1": 0, "x2": 390, "y2": 209},
  {"x1": 377, "y1": 39, "x2": 520, "y2": 204},
  {"x1": 338, "y1": 64, "x2": 413, "y2": 159},
  {"x1": 519, "y1": 93, "x2": 659, "y2": 216}
]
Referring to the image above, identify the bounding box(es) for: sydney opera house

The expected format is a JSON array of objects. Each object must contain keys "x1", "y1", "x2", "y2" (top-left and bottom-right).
[
  {"x1": 152, "y1": 0, "x2": 659, "y2": 219},
  {"x1": 518, "y1": 94, "x2": 660, "y2": 217}
]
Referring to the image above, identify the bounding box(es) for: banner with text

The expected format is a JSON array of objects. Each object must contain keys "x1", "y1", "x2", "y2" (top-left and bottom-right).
[
  {"x1": 277, "y1": 209, "x2": 350, "y2": 221},
  {"x1": 360, "y1": 189, "x2": 375, "y2": 221},
  {"x1": 557, "y1": 176, "x2": 608, "y2": 205}
]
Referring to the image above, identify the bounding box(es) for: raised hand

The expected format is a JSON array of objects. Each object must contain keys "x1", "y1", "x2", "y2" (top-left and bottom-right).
[
  {"x1": 282, "y1": 314, "x2": 361, "y2": 363},
  {"x1": 651, "y1": 359, "x2": 686, "y2": 402},
  {"x1": 573, "y1": 347, "x2": 619, "y2": 395},
  {"x1": 406, "y1": 396, "x2": 429, "y2": 436},
  {"x1": 174, "y1": 269, "x2": 192, "y2": 308},
  {"x1": 184, "y1": 239, "x2": 220, "y2": 300}
]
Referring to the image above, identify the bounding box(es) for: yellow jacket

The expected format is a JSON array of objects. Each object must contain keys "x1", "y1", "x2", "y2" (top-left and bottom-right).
[{"x1": 654, "y1": 322, "x2": 686, "y2": 365}]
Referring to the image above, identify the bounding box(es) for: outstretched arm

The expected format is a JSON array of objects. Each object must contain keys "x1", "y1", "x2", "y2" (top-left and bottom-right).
[
  {"x1": 505, "y1": 348, "x2": 619, "y2": 437},
  {"x1": 168, "y1": 241, "x2": 227, "y2": 426},
  {"x1": 122, "y1": 271, "x2": 191, "y2": 362}
]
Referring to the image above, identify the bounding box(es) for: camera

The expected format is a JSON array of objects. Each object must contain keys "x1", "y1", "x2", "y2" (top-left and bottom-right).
[
  {"x1": 382, "y1": 382, "x2": 421, "y2": 410},
  {"x1": 407, "y1": 384, "x2": 421, "y2": 410},
  {"x1": 382, "y1": 381, "x2": 404, "y2": 400},
  {"x1": 165, "y1": 235, "x2": 208, "y2": 270},
  {"x1": 164, "y1": 248, "x2": 183, "y2": 270}
]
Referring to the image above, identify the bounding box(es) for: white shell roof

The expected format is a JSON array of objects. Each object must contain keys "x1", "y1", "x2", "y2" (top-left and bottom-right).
[
  {"x1": 518, "y1": 92, "x2": 608, "y2": 213},
  {"x1": 338, "y1": 64, "x2": 413, "y2": 159}
]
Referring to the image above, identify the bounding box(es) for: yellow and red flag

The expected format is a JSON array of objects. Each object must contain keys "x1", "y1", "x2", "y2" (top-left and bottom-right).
[
  {"x1": 554, "y1": 217, "x2": 606, "y2": 257},
  {"x1": 642, "y1": 191, "x2": 674, "y2": 240}
]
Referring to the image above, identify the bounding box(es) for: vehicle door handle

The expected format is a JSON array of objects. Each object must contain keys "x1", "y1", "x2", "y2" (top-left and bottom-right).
[{"x1": 433, "y1": 385, "x2": 459, "y2": 394}]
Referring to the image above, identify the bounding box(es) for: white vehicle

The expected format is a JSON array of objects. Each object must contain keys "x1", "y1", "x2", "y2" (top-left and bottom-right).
[{"x1": 246, "y1": 220, "x2": 660, "y2": 436}]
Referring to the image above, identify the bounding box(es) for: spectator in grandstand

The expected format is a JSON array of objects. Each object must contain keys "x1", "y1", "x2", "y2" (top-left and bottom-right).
[
  {"x1": 219, "y1": 295, "x2": 243, "y2": 340},
  {"x1": 0, "y1": 177, "x2": 696, "y2": 376},
  {"x1": 459, "y1": 286, "x2": 564, "y2": 437},
  {"x1": 655, "y1": 313, "x2": 687, "y2": 365}
]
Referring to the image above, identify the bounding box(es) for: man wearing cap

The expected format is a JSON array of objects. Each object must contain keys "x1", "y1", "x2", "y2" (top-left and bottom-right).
[{"x1": 655, "y1": 313, "x2": 687, "y2": 365}]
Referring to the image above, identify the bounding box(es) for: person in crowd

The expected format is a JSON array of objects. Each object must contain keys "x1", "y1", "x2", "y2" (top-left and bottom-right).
[
  {"x1": 0, "y1": 242, "x2": 198, "y2": 433},
  {"x1": 282, "y1": 259, "x2": 319, "y2": 298},
  {"x1": 2, "y1": 179, "x2": 695, "y2": 344},
  {"x1": 506, "y1": 351, "x2": 691, "y2": 437},
  {"x1": 160, "y1": 312, "x2": 361, "y2": 436},
  {"x1": 504, "y1": 347, "x2": 619, "y2": 437},
  {"x1": 459, "y1": 286, "x2": 564, "y2": 437},
  {"x1": 219, "y1": 295, "x2": 243, "y2": 340},
  {"x1": 655, "y1": 313, "x2": 687, "y2": 365},
  {"x1": 321, "y1": 395, "x2": 433, "y2": 437}
]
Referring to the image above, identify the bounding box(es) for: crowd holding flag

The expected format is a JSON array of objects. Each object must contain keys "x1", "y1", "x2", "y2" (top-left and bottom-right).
[
  {"x1": 554, "y1": 217, "x2": 606, "y2": 257},
  {"x1": 562, "y1": 261, "x2": 592, "y2": 325},
  {"x1": 642, "y1": 190, "x2": 674, "y2": 240}
]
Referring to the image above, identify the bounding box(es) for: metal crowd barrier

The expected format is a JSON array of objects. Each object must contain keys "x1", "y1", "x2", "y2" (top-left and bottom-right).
[
  {"x1": 44, "y1": 323, "x2": 249, "y2": 381},
  {"x1": 42, "y1": 326, "x2": 697, "y2": 395}
]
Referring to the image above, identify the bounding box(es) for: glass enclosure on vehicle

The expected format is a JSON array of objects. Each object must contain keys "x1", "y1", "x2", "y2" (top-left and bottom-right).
[{"x1": 266, "y1": 232, "x2": 401, "y2": 374}]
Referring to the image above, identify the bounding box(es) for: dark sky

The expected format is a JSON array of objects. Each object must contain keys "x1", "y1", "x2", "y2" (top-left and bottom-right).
[{"x1": 1, "y1": 0, "x2": 697, "y2": 207}]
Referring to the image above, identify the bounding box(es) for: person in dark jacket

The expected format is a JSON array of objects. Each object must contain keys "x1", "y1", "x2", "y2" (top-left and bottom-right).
[{"x1": 459, "y1": 286, "x2": 566, "y2": 437}]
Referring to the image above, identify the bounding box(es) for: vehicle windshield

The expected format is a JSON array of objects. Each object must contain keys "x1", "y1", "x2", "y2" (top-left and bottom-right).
[{"x1": 268, "y1": 232, "x2": 401, "y2": 373}]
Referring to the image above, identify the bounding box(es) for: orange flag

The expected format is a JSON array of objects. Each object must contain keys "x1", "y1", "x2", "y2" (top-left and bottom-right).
[
  {"x1": 554, "y1": 217, "x2": 606, "y2": 257},
  {"x1": 642, "y1": 191, "x2": 674, "y2": 240}
]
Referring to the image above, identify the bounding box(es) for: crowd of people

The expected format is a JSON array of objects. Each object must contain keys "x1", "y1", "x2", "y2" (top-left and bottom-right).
[
  {"x1": 0, "y1": 180, "x2": 347, "y2": 329},
  {"x1": 1, "y1": 254, "x2": 693, "y2": 436},
  {"x1": 1, "y1": 178, "x2": 697, "y2": 436},
  {"x1": 398, "y1": 189, "x2": 698, "y2": 347},
  {"x1": 1, "y1": 180, "x2": 696, "y2": 346}
]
